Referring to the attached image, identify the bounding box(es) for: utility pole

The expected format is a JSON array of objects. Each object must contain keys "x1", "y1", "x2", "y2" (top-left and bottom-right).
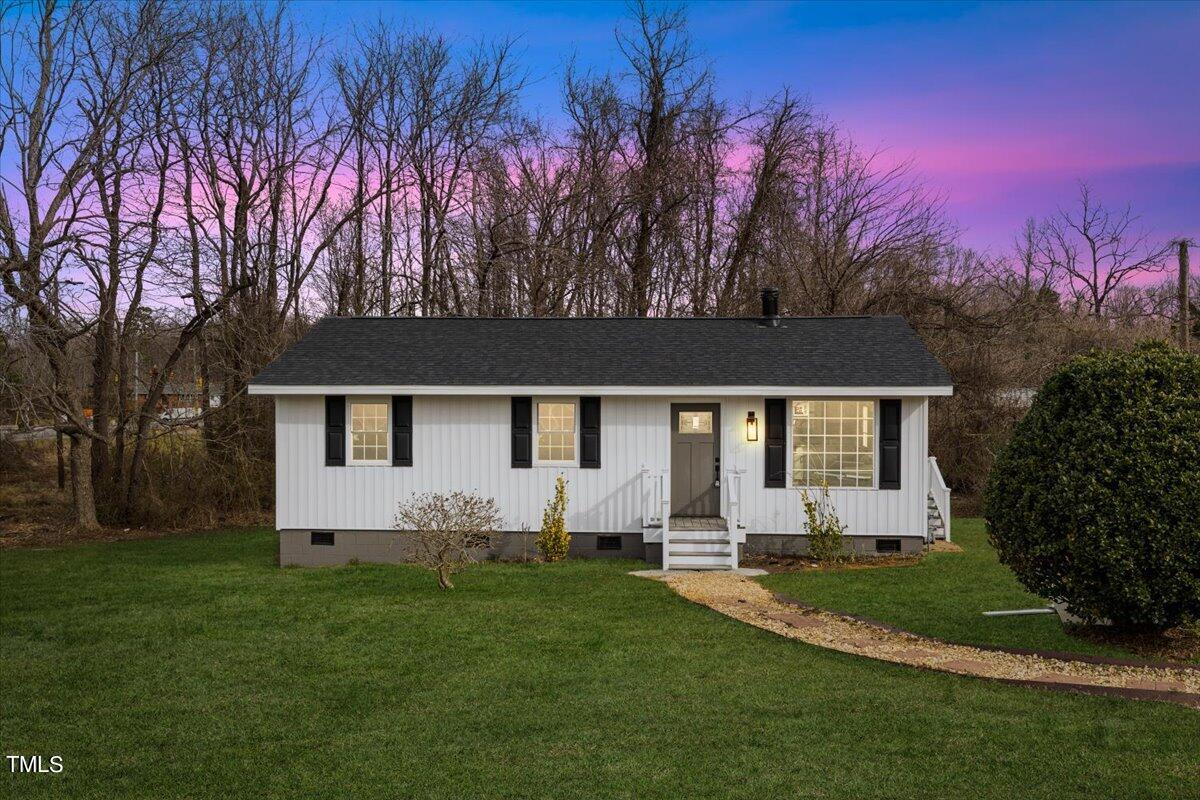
[{"x1": 1178, "y1": 240, "x2": 1192, "y2": 351}]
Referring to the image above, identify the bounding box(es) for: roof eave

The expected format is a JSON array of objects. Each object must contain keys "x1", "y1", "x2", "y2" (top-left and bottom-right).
[{"x1": 248, "y1": 383, "x2": 953, "y2": 397}]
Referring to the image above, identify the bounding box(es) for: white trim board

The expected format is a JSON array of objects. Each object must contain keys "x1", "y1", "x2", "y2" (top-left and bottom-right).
[{"x1": 249, "y1": 384, "x2": 953, "y2": 397}]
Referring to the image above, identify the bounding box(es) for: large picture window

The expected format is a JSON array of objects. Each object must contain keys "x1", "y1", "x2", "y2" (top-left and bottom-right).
[
  {"x1": 349, "y1": 400, "x2": 389, "y2": 464},
  {"x1": 536, "y1": 400, "x2": 577, "y2": 465},
  {"x1": 792, "y1": 400, "x2": 874, "y2": 488}
]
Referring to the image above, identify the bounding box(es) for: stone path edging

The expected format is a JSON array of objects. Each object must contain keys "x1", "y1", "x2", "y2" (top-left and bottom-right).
[{"x1": 642, "y1": 570, "x2": 1200, "y2": 709}]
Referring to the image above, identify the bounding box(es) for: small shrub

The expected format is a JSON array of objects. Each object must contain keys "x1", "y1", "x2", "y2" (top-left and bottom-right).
[
  {"x1": 537, "y1": 475, "x2": 570, "y2": 562},
  {"x1": 984, "y1": 341, "x2": 1200, "y2": 629},
  {"x1": 513, "y1": 523, "x2": 534, "y2": 563},
  {"x1": 394, "y1": 491, "x2": 502, "y2": 590},
  {"x1": 801, "y1": 481, "x2": 849, "y2": 564}
]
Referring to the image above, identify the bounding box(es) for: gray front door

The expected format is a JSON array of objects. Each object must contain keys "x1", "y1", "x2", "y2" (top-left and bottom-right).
[{"x1": 670, "y1": 404, "x2": 721, "y2": 517}]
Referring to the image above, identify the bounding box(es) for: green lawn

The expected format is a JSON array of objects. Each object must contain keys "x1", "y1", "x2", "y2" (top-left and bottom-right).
[
  {"x1": 2, "y1": 529, "x2": 1197, "y2": 799},
  {"x1": 760, "y1": 519, "x2": 1195, "y2": 662}
]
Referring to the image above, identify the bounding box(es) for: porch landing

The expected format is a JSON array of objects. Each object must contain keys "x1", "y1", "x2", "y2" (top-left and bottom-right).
[
  {"x1": 630, "y1": 568, "x2": 768, "y2": 578},
  {"x1": 669, "y1": 516, "x2": 726, "y2": 531}
]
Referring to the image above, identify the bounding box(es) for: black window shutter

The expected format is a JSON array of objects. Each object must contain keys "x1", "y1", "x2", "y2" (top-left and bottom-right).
[
  {"x1": 580, "y1": 396, "x2": 601, "y2": 468},
  {"x1": 511, "y1": 396, "x2": 532, "y2": 468},
  {"x1": 325, "y1": 396, "x2": 346, "y2": 466},
  {"x1": 764, "y1": 398, "x2": 786, "y2": 488},
  {"x1": 879, "y1": 399, "x2": 901, "y2": 490},
  {"x1": 392, "y1": 396, "x2": 412, "y2": 466}
]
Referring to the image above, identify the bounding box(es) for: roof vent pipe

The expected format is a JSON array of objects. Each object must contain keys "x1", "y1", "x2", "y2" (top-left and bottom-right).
[{"x1": 761, "y1": 287, "x2": 780, "y2": 327}]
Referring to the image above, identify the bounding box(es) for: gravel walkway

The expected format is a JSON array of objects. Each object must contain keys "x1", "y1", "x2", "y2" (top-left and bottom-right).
[{"x1": 647, "y1": 570, "x2": 1200, "y2": 708}]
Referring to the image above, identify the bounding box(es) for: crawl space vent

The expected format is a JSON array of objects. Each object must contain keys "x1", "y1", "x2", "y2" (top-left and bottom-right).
[
  {"x1": 596, "y1": 535, "x2": 622, "y2": 551},
  {"x1": 874, "y1": 538, "x2": 901, "y2": 554},
  {"x1": 311, "y1": 531, "x2": 336, "y2": 546}
]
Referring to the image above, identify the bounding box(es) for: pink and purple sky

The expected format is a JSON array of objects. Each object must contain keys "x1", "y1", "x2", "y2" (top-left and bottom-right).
[{"x1": 302, "y1": 0, "x2": 1199, "y2": 256}]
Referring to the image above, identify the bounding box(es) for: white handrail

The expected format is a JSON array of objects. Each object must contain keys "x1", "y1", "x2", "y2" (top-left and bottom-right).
[
  {"x1": 660, "y1": 471, "x2": 671, "y2": 570},
  {"x1": 640, "y1": 465, "x2": 667, "y2": 528},
  {"x1": 639, "y1": 466, "x2": 652, "y2": 527},
  {"x1": 726, "y1": 470, "x2": 742, "y2": 569},
  {"x1": 928, "y1": 456, "x2": 952, "y2": 542}
]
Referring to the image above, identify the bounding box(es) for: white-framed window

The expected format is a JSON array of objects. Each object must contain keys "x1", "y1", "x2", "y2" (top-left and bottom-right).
[
  {"x1": 791, "y1": 399, "x2": 875, "y2": 488},
  {"x1": 535, "y1": 398, "x2": 578, "y2": 466},
  {"x1": 348, "y1": 397, "x2": 390, "y2": 465}
]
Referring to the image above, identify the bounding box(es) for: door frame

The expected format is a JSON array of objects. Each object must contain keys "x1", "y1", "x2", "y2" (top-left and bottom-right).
[{"x1": 669, "y1": 402, "x2": 722, "y2": 517}]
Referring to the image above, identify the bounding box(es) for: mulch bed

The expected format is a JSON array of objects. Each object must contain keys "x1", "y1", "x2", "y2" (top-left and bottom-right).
[
  {"x1": 743, "y1": 553, "x2": 925, "y2": 573},
  {"x1": 1065, "y1": 623, "x2": 1200, "y2": 665},
  {"x1": 743, "y1": 539, "x2": 965, "y2": 574}
]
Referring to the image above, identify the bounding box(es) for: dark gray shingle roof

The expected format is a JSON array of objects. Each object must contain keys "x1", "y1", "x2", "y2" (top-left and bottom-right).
[{"x1": 250, "y1": 316, "x2": 951, "y2": 388}]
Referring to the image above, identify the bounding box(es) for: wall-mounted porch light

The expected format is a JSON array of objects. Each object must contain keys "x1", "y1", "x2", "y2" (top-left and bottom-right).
[{"x1": 746, "y1": 411, "x2": 759, "y2": 442}]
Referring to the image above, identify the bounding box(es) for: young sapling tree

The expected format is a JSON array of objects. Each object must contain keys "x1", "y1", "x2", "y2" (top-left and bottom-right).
[{"x1": 394, "y1": 491, "x2": 503, "y2": 590}]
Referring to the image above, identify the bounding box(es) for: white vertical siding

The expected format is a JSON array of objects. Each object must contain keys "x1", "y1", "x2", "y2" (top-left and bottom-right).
[
  {"x1": 277, "y1": 394, "x2": 667, "y2": 533},
  {"x1": 716, "y1": 396, "x2": 927, "y2": 538},
  {"x1": 275, "y1": 394, "x2": 928, "y2": 537}
]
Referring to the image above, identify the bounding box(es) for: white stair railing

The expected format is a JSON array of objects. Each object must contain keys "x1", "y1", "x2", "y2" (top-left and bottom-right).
[
  {"x1": 640, "y1": 466, "x2": 666, "y2": 528},
  {"x1": 660, "y1": 471, "x2": 671, "y2": 570},
  {"x1": 927, "y1": 456, "x2": 952, "y2": 542},
  {"x1": 725, "y1": 470, "x2": 742, "y2": 569},
  {"x1": 639, "y1": 466, "x2": 653, "y2": 527}
]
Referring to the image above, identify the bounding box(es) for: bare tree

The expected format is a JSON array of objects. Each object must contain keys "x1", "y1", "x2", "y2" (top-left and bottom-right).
[
  {"x1": 560, "y1": 66, "x2": 624, "y2": 315},
  {"x1": 787, "y1": 125, "x2": 952, "y2": 315},
  {"x1": 1, "y1": 0, "x2": 175, "y2": 529},
  {"x1": 397, "y1": 31, "x2": 523, "y2": 315},
  {"x1": 613, "y1": 1, "x2": 711, "y2": 316},
  {"x1": 1176, "y1": 239, "x2": 1192, "y2": 350},
  {"x1": 333, "y1": 41, "x2": 384, "y2": 316},
  {"x1": 394, "y1": 491, "x2": 502, "y2": 590},
  {"x1": 713, "y1": 91, "x2": 812, "y2": 314},
  {"x1": 1011, "y1": 216, "x2": 1058, "y2": 299},
  {"x1": 1034, "y1": 183, "x2": 1172, "y2": 318}
]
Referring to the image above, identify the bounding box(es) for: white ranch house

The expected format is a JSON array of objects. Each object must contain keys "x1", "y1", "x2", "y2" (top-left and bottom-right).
[{"x1": 249, "y1": 290, "x2": 953, "y2": 569}]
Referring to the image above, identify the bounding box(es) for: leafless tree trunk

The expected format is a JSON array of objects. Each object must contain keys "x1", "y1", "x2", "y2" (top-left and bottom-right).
[
  {"x1": 1034, "y1": 183, "x2": 1172, "y2": 318},
  {"x1": 787, "y1": 125, "x2": 951, "y2": 316},
  {"x1": 616, "y1": 1, "x2": 710, "y2": 316},
  {"x1": 715, "y1": 91, "x2": 811, "y2": 314},
  {"x1": 1, "y1": 0, "x2": 173, "y2": 529},
  {"x1": 1177, "y1": 240, "x2": 1191, "y2": 350}
]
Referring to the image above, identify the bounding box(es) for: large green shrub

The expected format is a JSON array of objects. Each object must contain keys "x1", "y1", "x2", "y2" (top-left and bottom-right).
[{"x1": 983, "y1": 342, "x2": 1200, "y2": 629}]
